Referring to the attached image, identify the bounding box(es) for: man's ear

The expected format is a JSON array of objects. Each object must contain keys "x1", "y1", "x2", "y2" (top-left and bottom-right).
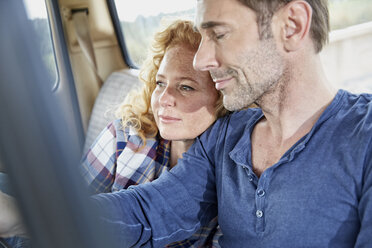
[{"x1": 279, "y1": 0, "x2": 312, "y2": 52}]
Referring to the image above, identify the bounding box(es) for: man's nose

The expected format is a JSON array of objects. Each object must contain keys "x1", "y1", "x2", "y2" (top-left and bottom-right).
[{"x1": 193, "y1": 39, "x2": 219, "y2": 71}]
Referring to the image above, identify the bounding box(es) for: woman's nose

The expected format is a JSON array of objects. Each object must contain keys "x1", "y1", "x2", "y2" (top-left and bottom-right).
[{"x1": 159, "y1": 87, "x2": 176, "y2": 107}]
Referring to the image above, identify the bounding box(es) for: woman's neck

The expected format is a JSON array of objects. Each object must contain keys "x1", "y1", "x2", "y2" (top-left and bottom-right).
[{"x1": 169, "y1": 139, "x2": 194, "y2": 168}]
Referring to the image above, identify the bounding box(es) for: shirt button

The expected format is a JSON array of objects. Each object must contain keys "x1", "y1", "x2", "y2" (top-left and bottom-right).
[
  {"x1": 247, "y1": 174, "x2": 253, "y2": 181},
  {"x1": 257, "y1": 189, "x2": 265, "y2": 197},
  {"x1": 256, "y1": 210, "x2": 263, "y2": 218}
]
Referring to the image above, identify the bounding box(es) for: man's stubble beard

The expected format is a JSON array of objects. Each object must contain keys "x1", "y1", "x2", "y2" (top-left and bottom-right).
[{"x1": 220, "y1": 39, "x2": 285, "y2": 111}]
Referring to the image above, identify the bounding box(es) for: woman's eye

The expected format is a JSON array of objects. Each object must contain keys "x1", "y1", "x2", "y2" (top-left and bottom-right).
[
  {"x1": 156, "y1": 81, "x2": 166, "y2": 87},
  {"x1": 180, "y1": 85, "x2": 195, "y2": 91}
]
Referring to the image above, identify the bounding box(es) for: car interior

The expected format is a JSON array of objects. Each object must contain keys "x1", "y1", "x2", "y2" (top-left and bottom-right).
[{"x1": 0, "y1": 0, "x2": 371, "y2": 247}]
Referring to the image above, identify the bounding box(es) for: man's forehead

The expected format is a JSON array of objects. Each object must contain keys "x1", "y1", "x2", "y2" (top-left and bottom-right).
[
  {"x1": 194, "y1": 0, "x2": 257, "y2": 33},
  {"x1": 194, "y1": 0, "x2": 225, "y2": 30}
]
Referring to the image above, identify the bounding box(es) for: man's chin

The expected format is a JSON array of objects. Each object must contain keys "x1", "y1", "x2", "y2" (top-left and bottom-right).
[
  {"x1": 223, "y1": 100, "x2": 244, "y2": 111},
  {"x1": 223, "y1": 96, "x2": 254, "y2": 111}
]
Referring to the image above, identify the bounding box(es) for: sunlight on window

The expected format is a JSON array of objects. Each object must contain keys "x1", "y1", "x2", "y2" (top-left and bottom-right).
[
  {"x1": 115, "y1": 0, "x2": 195, "y2": 22},
  {"x1": 23, "y1": 0, "x2": 48, "y2": 19},
  {"x1": 114, "y1": 0, "x2": 195, "y2": 67},
  {"x1": 22, "y1": 0, "x2": 58, "y2": 90},
  {"x1": 330, "y1": 0, "x2": 372, "y2": 30}
]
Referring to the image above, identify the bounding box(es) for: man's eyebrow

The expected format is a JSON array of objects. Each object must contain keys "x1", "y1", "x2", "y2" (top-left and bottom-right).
[{"x1": 194, "y1": 21, "x2": 227, "y2": 32}]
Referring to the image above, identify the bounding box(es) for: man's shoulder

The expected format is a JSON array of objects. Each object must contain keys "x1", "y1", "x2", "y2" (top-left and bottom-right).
[
  {"x1": 338, "y1": 90, "x2": 372, "y2": 118},
  {"x1": 330, "y1": 90, "x2": 372, "y2": 142},
  {"x1": 342, "y1": 90, "x2": 372, "y2": 103}
]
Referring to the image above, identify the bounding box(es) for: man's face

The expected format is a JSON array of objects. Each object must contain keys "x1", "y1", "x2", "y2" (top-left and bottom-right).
[{"x1": 194, "y1": 0, "x2": 285, "y2": 111}]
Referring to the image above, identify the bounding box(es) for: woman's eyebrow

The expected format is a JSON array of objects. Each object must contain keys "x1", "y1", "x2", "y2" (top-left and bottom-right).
[
  {"x1": 156, "y1": 74, "x2": 198, "y2": 84},
  {"x1": 178, "y1": 76, "x2": 199, "y2": 84},
  {"x1": 156, "y1": 74, "x2": 166, "y2": 79}
]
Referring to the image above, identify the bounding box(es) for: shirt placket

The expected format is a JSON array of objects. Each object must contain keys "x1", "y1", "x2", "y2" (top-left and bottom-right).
[
  {"x1": 249, "y1": 143, "x2": 305, "y2": 235},
  {"x1": 254, "y1": 171, "x2": 271, "y2": 234},
  {"x1": 242, "y1": 165, "x2": 268, "y2": 234}
]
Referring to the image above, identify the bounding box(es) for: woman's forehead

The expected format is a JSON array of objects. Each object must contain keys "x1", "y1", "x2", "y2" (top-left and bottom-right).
[{"x1": 159, "y1": 45, "x2": 196, "y2": 74}]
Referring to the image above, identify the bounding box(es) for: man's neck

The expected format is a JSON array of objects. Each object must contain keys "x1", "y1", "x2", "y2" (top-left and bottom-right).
[
  {"x1": 255, "y1": 56, "x2": 337, "y2": 142},
  {"x1": 250, "y1": 56, "x2": 337, "y2": 176}
]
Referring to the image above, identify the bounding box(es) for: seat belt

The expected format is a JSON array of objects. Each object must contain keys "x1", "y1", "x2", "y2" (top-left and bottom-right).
[{"x1": 71, "y1": 9, "x2": 103, "y2": 85}]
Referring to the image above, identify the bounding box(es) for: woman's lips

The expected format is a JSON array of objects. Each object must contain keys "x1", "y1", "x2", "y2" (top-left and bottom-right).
[{"x1": 158, "y1": 115, "x2": 181, "y2": 123}]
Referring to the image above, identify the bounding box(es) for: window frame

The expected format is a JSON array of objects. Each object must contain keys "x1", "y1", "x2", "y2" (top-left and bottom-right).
[{"x1": 107, "y1": 0, "x2": 138, "y2": 69}]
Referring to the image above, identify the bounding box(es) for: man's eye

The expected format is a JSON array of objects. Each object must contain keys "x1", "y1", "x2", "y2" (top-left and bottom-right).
[{"x1": 215, "y1": 33, "x2": 225, "y2": 40}]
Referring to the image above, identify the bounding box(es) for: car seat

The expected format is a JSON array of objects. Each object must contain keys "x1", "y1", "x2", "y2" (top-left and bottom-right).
[{"x1": 82, "y1": 69, "x2": 140, "y2": 155}]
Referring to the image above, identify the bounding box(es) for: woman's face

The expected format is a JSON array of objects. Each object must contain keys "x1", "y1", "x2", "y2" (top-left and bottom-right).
[{"x1": 151, "y1": 44, "x2": 219, "y2": 141}]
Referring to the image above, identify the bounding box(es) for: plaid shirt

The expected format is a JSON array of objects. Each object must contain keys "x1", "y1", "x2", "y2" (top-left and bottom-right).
[{"x1": 81, "y1": 119, "x2": 221, "y2": 247}]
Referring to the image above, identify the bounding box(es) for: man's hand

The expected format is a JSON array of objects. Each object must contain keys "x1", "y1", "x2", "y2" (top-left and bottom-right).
[{"x1": 0, "y1": 191, "x2": 27, "y2": 238}]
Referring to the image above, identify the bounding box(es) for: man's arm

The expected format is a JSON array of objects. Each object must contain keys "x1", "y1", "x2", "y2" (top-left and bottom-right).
[{"x1": 92, "y1": 132, "x2": 220, "y2": 247}]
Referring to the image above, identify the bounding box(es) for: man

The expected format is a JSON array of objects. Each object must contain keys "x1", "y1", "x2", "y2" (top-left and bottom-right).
[
  {"x1": 1, "y1": 0, "x2": 371, "y2": 247},
  {"x1": 91, "y1": 0, "x2": 371, "y2": 246}
]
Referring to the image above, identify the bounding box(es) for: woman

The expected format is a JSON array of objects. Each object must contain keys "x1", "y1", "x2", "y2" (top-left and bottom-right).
[{"x1": 80, "y1": 20, "x2": 227, "y2": 247}]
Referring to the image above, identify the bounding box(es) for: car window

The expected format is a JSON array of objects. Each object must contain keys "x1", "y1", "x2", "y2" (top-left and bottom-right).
[
  {"x1": 113, "y1": 0, "x2": 195, "y2": 67},
  {"x1": 330, "y1": 0, "x2": 372, "y2": 30},
  {"x1": 325, "y1": 0, "x2": 372, "y2": 93},
  {"x1": 24, "y1": 0, "x2": 58, "y2": 90}
]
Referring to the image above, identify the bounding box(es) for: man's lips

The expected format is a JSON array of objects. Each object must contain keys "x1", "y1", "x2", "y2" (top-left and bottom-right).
[
  {"x1": 213, "y1": 77, "x2": 233, "y2": 90},
  {"x1": 158, "y1": 115, "x2": 181, "y2": 123}
]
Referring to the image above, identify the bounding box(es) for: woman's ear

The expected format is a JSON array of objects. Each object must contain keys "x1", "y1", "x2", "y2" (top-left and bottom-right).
[{"x1": 279, "y1": 0, "x2": 312, "y2": 52}]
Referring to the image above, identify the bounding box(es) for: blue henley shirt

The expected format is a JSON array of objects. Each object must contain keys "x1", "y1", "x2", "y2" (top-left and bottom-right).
[{"x1": 93, "y1": 89, "x2": 372, "y2": 247}]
